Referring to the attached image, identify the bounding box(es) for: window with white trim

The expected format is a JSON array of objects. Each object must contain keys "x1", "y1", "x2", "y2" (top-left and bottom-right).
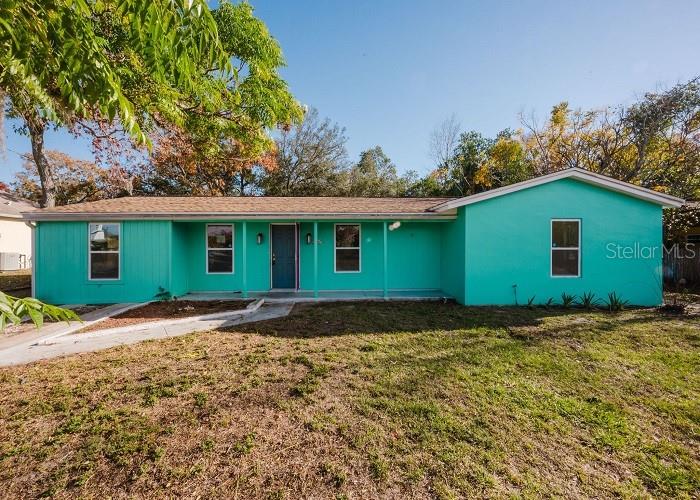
[
  {"x1": 207, "y1": 224, "x2": 234, "y2": 273},
  {"x1": 335, "y1": 224, "x2": 360, "y2": 272},
  {"x1": 551, "y1": 219, "x2": 580, "y2": 277},
  {"x1": 89, "y1": 223, "x2": 120, "y2": 280}
]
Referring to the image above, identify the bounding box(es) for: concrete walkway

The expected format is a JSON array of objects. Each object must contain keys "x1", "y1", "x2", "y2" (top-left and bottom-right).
[
  {"x1": 0, "y1": 303, "x2": 140, "y2": 352},
  {"x1": 0, "y1": 303, "x2": 293, "y2": 368}
]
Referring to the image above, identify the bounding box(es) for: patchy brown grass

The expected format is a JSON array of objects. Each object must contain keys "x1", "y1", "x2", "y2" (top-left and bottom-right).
[
  {"x1": 78, "y1": 300, "x2": 252, "y2": 333},
  {"x1": 1, "y1": 301, "x2": 699, "y2": 498}
]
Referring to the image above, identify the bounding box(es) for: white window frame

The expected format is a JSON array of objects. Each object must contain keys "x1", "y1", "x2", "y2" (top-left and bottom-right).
[
  {"x1": 550, "y1": 219, "x2": 581, "y2": 278},
  {"x1": 88, "y1": 222, "x2": 121, "y2": 281},
  {"x1": 206, "y1": 223, "x2": 235, "y2": 275},
  {"x1": 334, "y1": 223, "x2": 361, "y2": 273}
]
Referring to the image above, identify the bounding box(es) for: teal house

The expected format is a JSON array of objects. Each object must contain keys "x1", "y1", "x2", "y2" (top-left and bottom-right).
[{"x1": 23, "y1": 168, "x2": 683, "y2": 306}]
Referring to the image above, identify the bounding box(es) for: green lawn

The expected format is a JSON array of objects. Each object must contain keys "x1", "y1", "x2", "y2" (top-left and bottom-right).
[{"x1": 0, "y1": 302, "x2": 698, "y2": 498}]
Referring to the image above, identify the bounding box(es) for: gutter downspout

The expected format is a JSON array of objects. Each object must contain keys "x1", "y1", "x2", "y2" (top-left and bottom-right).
[{"x1": 24, "y1": 221, "x2": 36, "y2": 298}]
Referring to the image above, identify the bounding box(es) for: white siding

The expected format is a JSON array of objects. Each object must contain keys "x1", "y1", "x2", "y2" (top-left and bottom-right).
[{"x1": 0, "y1": 218, "x2": 32, "y2": 266}]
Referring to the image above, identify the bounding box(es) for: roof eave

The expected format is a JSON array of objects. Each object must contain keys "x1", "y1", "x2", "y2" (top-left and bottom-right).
[
  {"x1": 22, "y1": 211, "x2": 458, "y2": 222},
  {"x1": 431, "y1": 168, "x2": 685, "y2": 211}
]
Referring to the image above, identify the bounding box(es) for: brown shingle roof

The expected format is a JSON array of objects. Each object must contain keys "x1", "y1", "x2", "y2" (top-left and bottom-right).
[{"x1": 22, "y1": 196, "x2": 456, "y2": 220}]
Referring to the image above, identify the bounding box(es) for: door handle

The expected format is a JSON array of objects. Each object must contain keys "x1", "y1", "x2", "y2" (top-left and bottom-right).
[{"x1": 272, "y1": 253, "x2": 276, "y2": 265}]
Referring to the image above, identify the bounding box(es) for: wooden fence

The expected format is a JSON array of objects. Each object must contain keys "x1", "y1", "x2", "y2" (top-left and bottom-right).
[{"x1": 664, "y1": 244, "x2": 700, "y2": 285}]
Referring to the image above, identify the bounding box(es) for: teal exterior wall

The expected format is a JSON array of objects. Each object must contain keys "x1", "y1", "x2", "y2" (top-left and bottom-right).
[
  {"x1": 33, "y1": 180, "x2": 664, "y2": 306},
  {"x1": 299, "y1": 221, "x2": 382, "y2": 291},
  {"x1": 35, "y1": 220, "x2": 172, "y2": 304},
  {"x1": 297, "y1": 221, "x2": 442, "y2": 292},
  {"x1": 386, "y1": 222, "x2": 442, "y2": 289},
  {"x1": 463, "y1": 178, "x2": 663, "y2": 306},
  {"x1": 170, "y1": 222, "x2": 189, "y2": 297},
  {"x1": 440, "y1": 208, "x2": 466, "y2": 303},
  {"x1": 173, "y1": 221, "x2": 271, "y2": 293}
]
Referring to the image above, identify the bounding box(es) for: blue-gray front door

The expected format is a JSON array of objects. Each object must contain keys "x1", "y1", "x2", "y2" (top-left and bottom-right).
[{"x1": 271, "y1": 224, "x2": 296, "y2": 289}]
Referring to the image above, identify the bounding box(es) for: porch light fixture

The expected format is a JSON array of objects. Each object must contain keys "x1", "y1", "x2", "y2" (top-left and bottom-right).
[
  {"x1": 256, "y1": 232, "x2": 264, "y2": 245},
  {"x1": 306, "y1": 232, "x2": 313, "y2": 245},
  {"x1": 388, "y1": 221, "x2": 401, "y2": 231}
]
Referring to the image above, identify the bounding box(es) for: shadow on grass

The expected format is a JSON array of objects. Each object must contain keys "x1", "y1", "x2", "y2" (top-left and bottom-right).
[{"x1": 222, "y1": 300, "x2": 667, "y2": 340}]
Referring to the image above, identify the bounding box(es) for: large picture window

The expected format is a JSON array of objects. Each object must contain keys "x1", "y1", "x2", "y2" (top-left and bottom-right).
[
  {"x1": 551, "y1": 219, "x2": 580, "y2": 277},
  {"x1": 89, "y1": 223, "x2": 120, "y2": 280},
  {"x1": 207, "y1": 224, "x2": 234, "y2": 274},
  {"x1": 335, "y1": 224, "x2": 360, "y2": 272}
]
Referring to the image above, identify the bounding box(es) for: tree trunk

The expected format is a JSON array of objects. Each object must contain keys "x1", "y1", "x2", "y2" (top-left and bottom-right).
[{"x1": 26, "y1": 114, "x2": 56, "y2": 208}]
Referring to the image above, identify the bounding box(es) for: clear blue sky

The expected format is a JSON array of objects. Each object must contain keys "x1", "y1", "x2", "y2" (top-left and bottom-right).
[{"x1": 2, "y1": 0, "x2": 699, "y2": 184}]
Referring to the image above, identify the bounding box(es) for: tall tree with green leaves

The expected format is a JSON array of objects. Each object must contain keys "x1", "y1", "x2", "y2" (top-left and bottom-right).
[
  {"x1": 446, "y1": 131, "x2": 495, "y2": 196},
  {"x1": 1, "y1": 0, "x2": 301, "y2": 206},
  {"x1": 131, "y1": 1, "x2": 303, "y2": 196},
  {"x1": 345, "y1": 146, "x2": 403, "y2": 197},
  {"x1": 0, "y1": 0, "x2": 227, "y2": 206}
]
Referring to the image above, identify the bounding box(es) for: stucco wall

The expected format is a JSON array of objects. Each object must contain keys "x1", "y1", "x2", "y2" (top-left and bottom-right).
[{"x1": 463, "y1": 178, "x2": 663, "y2": 306}]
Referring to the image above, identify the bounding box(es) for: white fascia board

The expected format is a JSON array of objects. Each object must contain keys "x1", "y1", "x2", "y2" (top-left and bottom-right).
[{"x1": 430, "y1": 168, "x2": 685, "y2": 211}]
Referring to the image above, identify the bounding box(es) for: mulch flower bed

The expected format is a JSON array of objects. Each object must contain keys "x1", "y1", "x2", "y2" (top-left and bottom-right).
[{"x1": 77, "y1": 299, "x2": 252, "y2": 333}]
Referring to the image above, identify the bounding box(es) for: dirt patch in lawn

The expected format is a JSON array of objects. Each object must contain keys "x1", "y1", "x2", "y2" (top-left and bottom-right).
[{"x1": 77, "y1": 299, "x2": 253, "y2": 333}]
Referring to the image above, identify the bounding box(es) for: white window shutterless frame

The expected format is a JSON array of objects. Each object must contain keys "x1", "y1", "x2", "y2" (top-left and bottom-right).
[
  {"x1": 551, "y1": 219, "x2": 580, "y2": 277},
  {"x1": 206, "y1": 224, "x2": 234, "y2": 274},
  {"x1": 334, "y1": 224, "x2": 361, "y2": 273},
  {"x1": 88, "y1": 222, "x2": 120, "y2": 280}
]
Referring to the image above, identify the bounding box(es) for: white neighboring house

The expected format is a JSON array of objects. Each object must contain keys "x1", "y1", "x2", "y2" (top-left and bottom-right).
[{"x1": 0, "y1": 192, "x2": 35, "y2": 270}]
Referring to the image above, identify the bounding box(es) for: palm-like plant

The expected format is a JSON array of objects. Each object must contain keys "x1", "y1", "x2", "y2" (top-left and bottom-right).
[
  {"x1": 577, "y1": 291, "x2": 601, "y2": 310},
  {"x1": 560, "y1": 292, "x2": 576, "y2": 309},
  {"x1": 606, "y1": 292, "x2": 629, "y2": 312}
]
